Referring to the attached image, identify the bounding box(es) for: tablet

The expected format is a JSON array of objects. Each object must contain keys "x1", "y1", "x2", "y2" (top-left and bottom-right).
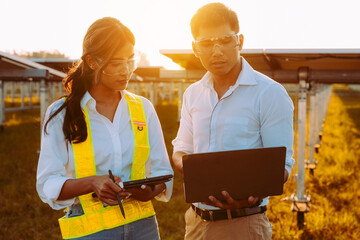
[
  {"x1": 92, "y1": 174, "x2": 174, "y2": 198},
  {"x1": 123, "y1": 174, "x2": 173, "y2": 189},
  {"x1": 182, "y1": 147, "x2": 286, "y2": 203}
]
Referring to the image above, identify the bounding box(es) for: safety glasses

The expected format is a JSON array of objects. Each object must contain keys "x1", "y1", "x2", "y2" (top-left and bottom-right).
[
  {"x1": 95, "y1": 56, "x2": 139, "y2": 76},
  {"x1": 193, "y1": 34, "x2": 239, "y2": 55}
]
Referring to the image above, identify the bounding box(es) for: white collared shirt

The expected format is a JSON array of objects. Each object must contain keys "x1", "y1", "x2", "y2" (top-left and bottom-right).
[
  {"x1": 172, "y1": 58, "x2": 295, "y2": 209},
  {"x1": 37, "y1": 90, "x2": 173, "y2": 210}
]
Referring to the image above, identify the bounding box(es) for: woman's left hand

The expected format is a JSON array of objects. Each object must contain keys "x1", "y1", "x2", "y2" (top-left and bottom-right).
[{"x1": 125, "y1": 183, "x2": 166, "y2": 202}]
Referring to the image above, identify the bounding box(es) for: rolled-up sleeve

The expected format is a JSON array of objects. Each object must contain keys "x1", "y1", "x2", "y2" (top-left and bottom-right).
[
  {"x1": 259, "y1": 83, "x2": 295, "y2": 175},
  {"x1": 172, "y1": 88, "x2": 194, "y2": 154},
  {"x1": 144, "y1": 99, "x2": 174, "y2": 202},
  {"x1": 36, "y1": 101, "x2": 75, "y2": 210}
]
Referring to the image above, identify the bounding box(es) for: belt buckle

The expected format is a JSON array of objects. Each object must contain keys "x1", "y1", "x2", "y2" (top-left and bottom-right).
[
  {"x1": 226, "y1": 209, "x2": 232, "y2": 220},
  {"x1": 244, "y1": 207, "x2": 252, "y2": 216},
  {"x1": 200, "y1": 209, "x2": 207, "y2": 222},
  {"x1": 234, "y1": 208, "x2": 245, "y2": 217},
  {"x1": 209, "y1": 210, "x2": 214, "y2": 221}
]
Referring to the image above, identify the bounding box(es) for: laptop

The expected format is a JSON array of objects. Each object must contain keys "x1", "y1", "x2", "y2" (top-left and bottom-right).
[{"x1": 182, "y1": 146, "x2": 286, "y2": 203}]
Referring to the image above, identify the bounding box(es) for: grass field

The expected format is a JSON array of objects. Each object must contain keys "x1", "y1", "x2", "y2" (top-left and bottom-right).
[{"x1": 0, "y1": 85, "x2": 359, "y2": 239}]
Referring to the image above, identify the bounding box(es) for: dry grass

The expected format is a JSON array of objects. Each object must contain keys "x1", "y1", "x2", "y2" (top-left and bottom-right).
[
  {"x1": 267, "y1": 85, "x2": 360, "y2": 240},
  {"x1": 0, "y1": 86, "x2": 359, "y2": 239},
  {"x1": 0, "y1": 109, "x2": 63, "y2": 239}
]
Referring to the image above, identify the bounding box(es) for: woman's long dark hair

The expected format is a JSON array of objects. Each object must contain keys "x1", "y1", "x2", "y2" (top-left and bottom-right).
[{"x1": 44, "y1": 17, "x2": 135, "y2": 143}]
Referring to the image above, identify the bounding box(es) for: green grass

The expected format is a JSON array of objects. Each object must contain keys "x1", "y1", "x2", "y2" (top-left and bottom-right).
[{"x1": 0, "y1": 86, "x2": 359, "y2": 239}]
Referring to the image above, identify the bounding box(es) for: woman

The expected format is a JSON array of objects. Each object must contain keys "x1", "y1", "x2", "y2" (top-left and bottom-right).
[{"x1": 36, "y1": 17, "x2": 173, "y2": 239}]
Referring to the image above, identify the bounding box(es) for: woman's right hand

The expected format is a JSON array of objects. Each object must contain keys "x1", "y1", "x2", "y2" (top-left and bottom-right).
[{"x1": 90, "y1": 175, "x2": 130, "y2": 206}]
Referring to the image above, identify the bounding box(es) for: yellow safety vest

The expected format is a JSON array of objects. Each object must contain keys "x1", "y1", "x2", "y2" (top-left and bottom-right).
[{"x1": 58, "y1": 93, "x2": 155, "y2": 239}]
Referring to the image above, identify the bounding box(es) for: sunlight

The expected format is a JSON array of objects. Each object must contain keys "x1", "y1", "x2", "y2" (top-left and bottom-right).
[{"x1": 1, "y1": 0, "x2": 360, "y2": 67}]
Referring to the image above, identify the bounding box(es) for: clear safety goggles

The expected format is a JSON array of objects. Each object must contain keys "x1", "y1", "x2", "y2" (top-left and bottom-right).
[
  {"x1": 95, "y1": 56, "x2": 139, "y2": 76},
  {"x1": 193, "y1": 34, "x2": 239, "y2": 55}
]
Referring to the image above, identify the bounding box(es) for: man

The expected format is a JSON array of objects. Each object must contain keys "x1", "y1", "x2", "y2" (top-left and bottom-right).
[{"x1": 172, "y1": 3, "x2": 295, "y2": 240}]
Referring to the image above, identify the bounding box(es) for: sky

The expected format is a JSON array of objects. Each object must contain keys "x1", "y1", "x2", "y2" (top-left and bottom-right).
[{"x1": 1, "y1": 0, "x2": 360, "y2": 69}]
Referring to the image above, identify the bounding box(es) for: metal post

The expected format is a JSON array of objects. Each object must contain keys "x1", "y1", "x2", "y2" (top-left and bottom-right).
[
  {"x1": 177, "y1": 81, "x2": 183, "y2": 122},
  {"x1": 3, "y1": 82, "x2": 7, "y2": 100},
  {"x1": 305, "y1": 81, "x2": 317, "y2": 175},
  {"x1": 297, "y1": 76, "x2": 307, "y2": 201},
  {"x1": 291, "y1": 67, "x2": 310, "y2": 229},
  {"x1": 29, "y1": 81, "x2": 33, "y2": 108},
  {"x1": 51, "y1": 82, "x2": 56, "y2": 101},
  {"x1": 11, "y1": 82, "x2": 15, "y2": 106},
  {"x1": 149, "y1": 82, "x2": 154, "y2": 104},
  {"x1": 36, "y1": 82, "x2": 40, "y2": 103},
  {"x1": 318, "y1": 84, "x2": 326, "y2": 142},
  {"x1": 21, "y1": 81, "x2": 25, "y2": 109},
  {"x1": 169, "y1": 82, "x2": 174, "y2": 104},
  {"x1": 136, "y1": 82, "x2": 141, "y2": 96},
  {"x1": 59, "y1": 82, "x2": 64, "y2": 96},
  {"x1": 323, "y1": 85, "x2": 332, "y2": 122},
  {"x1": 153, "y1": 82, "x2": 158, "y2": 105},
  {"x1": 40, "y1": 79, "x2": 47, "y2": 136},
  {"x1": 0, "y1": 80, "x2": 4, "y2": 132}
]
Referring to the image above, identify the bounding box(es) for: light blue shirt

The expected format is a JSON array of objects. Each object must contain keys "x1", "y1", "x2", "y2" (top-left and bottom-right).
[{"x1": 172, "y1": 58, "x2": 295, "y2": 209}]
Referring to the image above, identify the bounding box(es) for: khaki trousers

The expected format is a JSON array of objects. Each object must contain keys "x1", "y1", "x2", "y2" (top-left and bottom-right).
[{"x1": 184, "y1": 207, "x2": 272, "y2": 240}]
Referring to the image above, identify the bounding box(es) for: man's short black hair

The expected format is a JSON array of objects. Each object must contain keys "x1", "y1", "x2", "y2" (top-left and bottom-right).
[{"x1": 190, "y1": 2, "x2": 240, "y2": 39}]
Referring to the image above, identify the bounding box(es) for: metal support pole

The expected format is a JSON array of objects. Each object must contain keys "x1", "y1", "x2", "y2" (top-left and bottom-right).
[
  {"x1": 291, "y1": 67, "x2": 310, "y2": 229},
  {"x1": 29, "y1": 81, "x2": 33, "y2": 108},
  {"x1": 318, "y1": 84, "x2": 327, "y2": 142},
  {"x1": 149, "y1": 82, "x2": 154, "y2": 104},
  {"x1": 153, "y1": 82, "x2": 157, "y2": 105},
  {"x1": 318, "y1": 84, "x2": 323, "y2": 131},
  {"x1": 21, "y1": 81, "x2": 25, "y2": 109},
  {"x1": 40, "y1": 79, "x2": 47, "y2": 136},
  {"x1": 51, "y1": 82, "x2": 56, "y2": 101},
  {"x1": 297, "y1": 76, "x2": 307, "y2": 201},
  {"x1": 323, "y1": 85, "x2": 333, "y2": 121},
  {"x1": 59, "y1": 82, "x2": 64, "y2": 96},
  {"x1": 0, "y1": 80, "x2": 4, "y2": 132},
  {"x1": 136, "y1": 83, "x2": 141, "y2": 96},
  {"x1": 314, "y1": 84, "x2": 321, "y2": 154},
  {"x1": 315, "y1": 85, "x2": 320, "y2": 139},
  {"x1": 177, "y1": 81, "x2": 183, "y2": 122},
  {"x1": 3, "y1": 82, "x2": 7, "y2": 100},
  {"x1": 169, "y1": 82, "x2": 174, "y2": 104},
  {"x1": 11, "y1": 82, "x2": 15, "y2": 106},
  {"x1": 305, "y1": 81, "x2": 317, "y2": 174},
  {"x1": 36, "y1": 82, "x2": 40, "y2": 102}
]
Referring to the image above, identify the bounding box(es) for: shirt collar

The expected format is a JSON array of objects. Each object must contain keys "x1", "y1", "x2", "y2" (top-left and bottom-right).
[
  {"x1": 80, "y1": 90, "x2": 127, "y2": 111},
  {"x1": 236, "y1": 57, "x2": 257, "y2": 86},
  {"x1": 200, "y1": 57, "x2": 258, "y2": 89},
  {"x1": 80, "y1": 91, "x2": 94, "y2": 111}
]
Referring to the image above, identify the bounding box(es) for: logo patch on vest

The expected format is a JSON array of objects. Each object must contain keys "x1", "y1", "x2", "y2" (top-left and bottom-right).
[{"x1": 133, "y1": 121, "x2": 146, "y2": 131}]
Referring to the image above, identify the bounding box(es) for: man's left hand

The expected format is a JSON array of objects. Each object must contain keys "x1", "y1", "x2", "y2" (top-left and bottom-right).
[
  {"x1": 203, "y1": 191, "x2": 260, "y2": 210},
  {"x1": 204, "y1": 169, "x2": 289, "y2": 209},
  {"x1": 284, "y1": 169, "x2": 289, "y2": 183}
]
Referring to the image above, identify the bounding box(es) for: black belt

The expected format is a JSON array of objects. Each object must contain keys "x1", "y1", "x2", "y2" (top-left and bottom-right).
[{"x1": 191, "y1": 204, "x2": 267, "y2": 221}]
